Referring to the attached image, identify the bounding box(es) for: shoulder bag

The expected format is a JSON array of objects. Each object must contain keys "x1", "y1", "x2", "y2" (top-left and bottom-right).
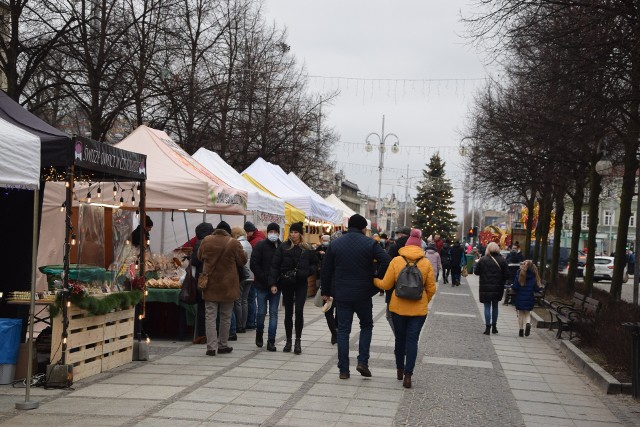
[
  {"x1": 198, "y1": 238, "x2": 234, "y2": 290},
  {"x1": 179, "y1": 259, "x2": 198, "y2": 304},
  {"x1": 279, "y1": 244, "x2": 303, "y2": 287}
]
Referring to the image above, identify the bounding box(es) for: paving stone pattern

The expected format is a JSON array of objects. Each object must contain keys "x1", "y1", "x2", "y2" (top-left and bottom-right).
[{"x1": 0, "y1": 274, "x2": 638, "y2": 426}]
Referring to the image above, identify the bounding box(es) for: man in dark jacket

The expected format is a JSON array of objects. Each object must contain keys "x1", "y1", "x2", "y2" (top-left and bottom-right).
[
  {"x1": 321, "y1": 214, "x2": 391, "y2": 379},
  {"x1": 244, "y1": 221, "x2": 265, "y2": 329},
  {"x1": 383, "y1": 226, "x2": 410, "y2": 334},
  {"x1": 190, "y1": 222, "x2": 214, "y2": 344},
  {"x1": 250, "y1": 222, "x2": 281, "y2": 351},
  {"x1": 449, "y1": 241, "x2": 465, "y2": 286}
]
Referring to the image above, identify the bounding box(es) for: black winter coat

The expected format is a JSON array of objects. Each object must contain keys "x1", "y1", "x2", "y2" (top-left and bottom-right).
[
  {"x1": 321, "y1": 227, "x2": 391, "y2": 302},
  {"x1": 474, "y1": 253, "x2": 509, "y2": 303},
  {"x1": 268, "y1": 241, "x2": 317, "y2": 290},
  {"x1": 506, "y1": 251, "x2": 525, "y2": 264},
  {"x1": 250, "y1": 238, "x2": 281, "y2": 291},
  {"x1": 449, "y1": 243, "x2": 465, "y2": 267},
  {"x1": 387, "y1": 235, "x2": 409, "y2": 259},
  {"x1": 440, "y1": 244, "x2": 452, "y2": 267}
]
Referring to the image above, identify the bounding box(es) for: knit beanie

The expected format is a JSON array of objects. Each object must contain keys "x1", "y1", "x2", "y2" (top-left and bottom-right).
[
  {"x1": 216, "y1": 221, "x2": 231, "y2": 234},
  {"x1": 406, "y1": 228, "x2": 423, "y2": 247},
  {"x1": 289, "y1": 222, "x2": 304, "y2": 234},
  {"x1": 195, "y1": 222, "x2": 214, "y2": 239},
  {"x1": 267, "y1": 222, "x2": 280, "y2": 233},
  {"x1": 244, "y1": 221, "x2": 257, "y2": 232},
  {"x1": 348, "y1": 214, "x2": 367, "y2": 230}
]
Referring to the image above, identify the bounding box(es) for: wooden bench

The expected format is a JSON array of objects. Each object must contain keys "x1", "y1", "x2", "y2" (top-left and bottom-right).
[{"x1": 547, "y1": 292, "x2": 601, "y2": 340}]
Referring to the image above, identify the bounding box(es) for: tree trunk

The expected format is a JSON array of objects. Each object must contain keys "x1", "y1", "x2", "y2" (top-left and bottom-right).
[
  {"x1": 524, "y1": 190, "x2": 536, "y2": 259},
  {"x1": 550, "y1": 192, "x2": 565, "y2": 285},
  {"x1": 584, "y1": 159, "x2": 603, "y2": 297}
]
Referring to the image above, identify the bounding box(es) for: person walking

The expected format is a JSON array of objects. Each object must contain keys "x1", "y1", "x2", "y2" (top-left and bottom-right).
[
  {"x1": 383, "y1": 226, "x2": 411, "y2": 333},
  {"x1": 250, "y1": 222, "x2": 282, "y2": 351},
  {"x1": 197, "y1": 221, "x2": 247, "y2": 356},
  {"x1": 511, "y1": 260, "x2": 541, "y2": 337},
  {"x1": 627, "y1": 249, "x2": 635, "y2": 276},
  {"x1": 440, "y1": 241, "x2": 452, "y2": 284},
  {"x1": 190, "y1": 222, "x2": 214, "y2": 344},
  {"x1": 474, "y1": 242, "x2": 509, "y2": 335},
  {"x1": 374, "y1": 228, "x2": 436, "y2": 388},
  {"x1": 321, "y1": 214, "x2": 391, "y2": 379},
  {"x1": 449, "y1": 241, "x2": 465, "y2": 286},
  {"x1": 316, "y1": 234, "x2": 337, "y2": 344},
  {"x1": 244, "y1": 221, "x2": 265, "y2": 330},
  {"x1": 268, "y1": 222, "x2": 317, "y2": 354},
  {"x1": 424, "y1": 243, "x2": 442, "y2": 283},
  {"x1": 231, "y1": 227, "x2": 253, "y2": 334}
]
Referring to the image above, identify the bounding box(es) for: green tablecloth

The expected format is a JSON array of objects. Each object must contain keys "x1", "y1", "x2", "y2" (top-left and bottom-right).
[
  {"x1": 146, "y1": 288, "x2": 196, "y2": 325},
  {"x1": 39, "y1": 264, "x2": 107, "y2": 282}
]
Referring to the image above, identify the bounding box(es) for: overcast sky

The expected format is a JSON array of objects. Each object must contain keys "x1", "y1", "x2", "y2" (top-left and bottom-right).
[{"x1": 262, "y1": 0, "x2": 492, "y2": 218}]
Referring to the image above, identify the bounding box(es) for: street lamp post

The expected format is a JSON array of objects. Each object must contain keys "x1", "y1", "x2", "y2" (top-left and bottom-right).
[{"x1": 366, "y1": 115, "x2": 399, "y2": 232}]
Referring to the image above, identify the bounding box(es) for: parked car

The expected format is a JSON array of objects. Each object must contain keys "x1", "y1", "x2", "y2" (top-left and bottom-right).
[{"x1": 590, "y1": 256, "x2": 615, "y2": 282}]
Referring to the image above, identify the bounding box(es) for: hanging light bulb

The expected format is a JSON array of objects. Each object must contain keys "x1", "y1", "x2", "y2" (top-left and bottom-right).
[
  {"x1": 113, "y1": 184, "x2": 117, "y2": 197},
  {"x1": 71, "y1": 234, "x2": 77, "y2": 245},
  {"x1": 125, "y1": 238, "x2": 130, "y2": 245},
  {"x1": 97, "y1": 186, "x2": 102, "y2": 198},
  {"x1": 137, "y1": 184, "x2": 140, "y2": 196},
  {"x1": 146, "y1": 239, "x2": 150, "y2": 246},
  {"x1": 131, "y1": 195, "x2": 136, "y2": 206},
  {"x1": 60, "y1": 201, "x2": 66, "y2": 212},
  {"x1": 65, "y1": 181, "x2": 69, "y2": 188},
  {"x1": 87, "y1": 191, "x2": 92, "y2": 204},
  {"x1": 135, "y1": 259, "x2": 139, "y2": 270},
  {"x1": 135, "y1": 209, "x2": 139, "y2": 219},
  {"x1": 119, "y1": 196, "x2": 124, "y2": 207}
]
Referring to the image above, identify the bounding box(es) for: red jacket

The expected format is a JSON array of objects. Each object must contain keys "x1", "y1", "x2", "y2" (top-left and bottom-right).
[
  {"x1": 435, "y1": 238, "x2": 443, "y2": 253},
  {"x1": 248, "y1": 229, "x2": 266, "y2": 247}
]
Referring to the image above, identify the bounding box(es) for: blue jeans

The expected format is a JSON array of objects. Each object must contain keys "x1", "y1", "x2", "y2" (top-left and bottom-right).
[
  {"x1": 336, "y1": 299, "x2": 373, "y2": 374},
  {"x1": 391, "y1": 313, "x2": 426, "y2": 375},
  {"x1": 451, "y1": 265, "x2": 462, "y2": 284},
  {"x1": 230, "y1": 311, "x2": 237, "y2": 335},
  {"x1": 247, "y1": 283, "x2": 257, "y2": 328},
  {"x1": 484, "y1": 300, "x2": 499, "y2": 325},
  {"x1": 256, "y1": 287, "x2": 281, "y2": 341}
]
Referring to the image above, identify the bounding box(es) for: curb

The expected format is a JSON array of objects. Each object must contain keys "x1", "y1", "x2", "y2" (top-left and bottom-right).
[{"x1": 532, "y1": 311, "x2": 632, "y2": 395}]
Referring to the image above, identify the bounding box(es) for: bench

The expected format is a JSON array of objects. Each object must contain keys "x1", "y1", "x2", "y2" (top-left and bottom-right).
[{"x1": 547, "y1": 292, "x2": 601, "y2": 339}]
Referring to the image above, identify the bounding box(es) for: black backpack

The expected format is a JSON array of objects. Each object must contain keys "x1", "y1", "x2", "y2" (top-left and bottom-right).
[{"x1": 394, "y1": 257, "x2": 424, "y2": 300}]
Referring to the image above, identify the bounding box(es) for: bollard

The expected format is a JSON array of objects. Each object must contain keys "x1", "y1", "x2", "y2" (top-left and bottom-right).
[{"x1": 622, "y1": 322, "x2": 640, "y2": 399}]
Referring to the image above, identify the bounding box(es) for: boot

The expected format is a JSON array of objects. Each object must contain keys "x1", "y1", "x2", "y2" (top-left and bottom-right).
[
  {"x1": 283, "y1": 339, "x2": 292, "y2": 352},
  {"x1": 255, "y1": 332, "x2": 263, "y2": 348},
  {"x1": 483, "y1": 325, "x2": 491, "y2": 335},
  {"x1": 525, "y1": 323, "x2": 531, "y2": 337},
  {"x1": 492, "y1": 324, "x2": 499, "y2": 334},
  {"x1": 519, "y1": 329, "x2": 524, "y2": 337},
  {"x1": 294, "y1": 339, "x2": 302, "y2": 355},
  {"x1": 266, "y1": 340, "x2": 276, "y2": 352},
  {"x1": 397, "y1": 368, "x2": 404, "y2": 381},
  {"x1": 403, "y1": 374, "x2": 412, "y2": 389}
]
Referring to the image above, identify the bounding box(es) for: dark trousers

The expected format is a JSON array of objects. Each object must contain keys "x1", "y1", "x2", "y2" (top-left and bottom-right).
[
  {"x1": 325, "y1": 305, "x2": 337, "y2": 335},
  {"x1": 442, "y1": 266, "x2": 451, "y2": 282},
  {"x1": 335, "y1": 298, "x2": 373, "y2": 374},
  {"x1": 451, "y1": 265, "x2": 462, "y2": 284},
  {"x1": 281, "y1": 281, "x2": 308, "y2": 339},
  {"x1": 196, "y1": 291, "x2": 206, "y2": 337},
  {"x1": 391, "y1": 313, "x2": 426, "y2": 375}
]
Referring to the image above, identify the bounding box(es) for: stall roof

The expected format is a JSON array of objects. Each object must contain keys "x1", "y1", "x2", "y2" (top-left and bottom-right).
[
  {"x1": 324, "y1": 194, "x2": 357, "y2": 224},
  {"x1": 286, "y1": 172, "x2": 343, "y2": 224},
  {"x1": 243, "y1": 158, "x2": 339, "y2": 222},
  {"x1": 0, "y1": 117, "x2": 40, "y2": 189},
  {"x1": 0, "y1": 91, "x2": 71, "y2": 168},
  {"x1": 192, "y1": 148, "x2": 284, "y2": 216},
  {"x1": 115, "y1": 126, "x2": 246, "y2": 214}
]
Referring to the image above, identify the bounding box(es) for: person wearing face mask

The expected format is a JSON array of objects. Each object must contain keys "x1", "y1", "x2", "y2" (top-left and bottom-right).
[
  {"x1": 269, "y1": 222, "x2": 318, "y2": 354},
  {"x1": 249, "y1": 223, "x2": 282, "y2": 351}
]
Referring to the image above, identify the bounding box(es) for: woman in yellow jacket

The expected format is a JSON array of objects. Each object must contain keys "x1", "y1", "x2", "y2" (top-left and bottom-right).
[{"x1": 374, "y1": 229, "x2": 436, "y2": 388}]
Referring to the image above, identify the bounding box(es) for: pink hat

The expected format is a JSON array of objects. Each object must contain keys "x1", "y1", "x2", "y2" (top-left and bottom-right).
[{"x1": 406, "y1": 228, "x2": 423, "y2": 247}]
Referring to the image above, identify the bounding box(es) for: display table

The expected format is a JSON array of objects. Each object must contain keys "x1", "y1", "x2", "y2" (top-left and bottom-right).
[
  {"x1": 145, "y1": 288, "x2": 196, "y2": 340},
  {"x1": 50, "y1": 304, "x2": 135, "y2": 381}
]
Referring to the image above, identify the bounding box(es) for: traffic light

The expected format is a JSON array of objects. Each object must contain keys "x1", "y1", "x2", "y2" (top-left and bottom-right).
[
  {"x1": 468, "y1": 228, "x2": 474, "y2": 238},
  {"x1": 473, "y1": 226, "x2": 478, "y2": 237}
]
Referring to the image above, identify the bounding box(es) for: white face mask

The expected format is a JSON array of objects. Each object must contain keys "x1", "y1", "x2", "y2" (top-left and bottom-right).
[
  {"x1": 267, "y1": 233, "x2": 278, "y2": 242},
  {"x1": 322, "y1": 242, "x2": 329, "y2": 247},
  {"x1": 380, "y1": 239, "x2": 386, "y2": 244}
]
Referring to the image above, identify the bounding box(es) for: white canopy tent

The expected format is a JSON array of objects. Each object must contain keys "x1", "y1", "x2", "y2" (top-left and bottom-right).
[
  {"x1": 243, "y1": 158, "x2": 340, "y2": 223},
  {"x1": 287, "y1": 172, "x2": 343, "y2": 224},
  {"x1": 192, "y1": 148, "x2": 286, "y2": 230}
]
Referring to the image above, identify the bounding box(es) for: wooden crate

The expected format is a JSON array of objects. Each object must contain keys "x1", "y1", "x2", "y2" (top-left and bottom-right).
[{"x1": 51, "y1": 305, "x2": 134, "y2": 381}]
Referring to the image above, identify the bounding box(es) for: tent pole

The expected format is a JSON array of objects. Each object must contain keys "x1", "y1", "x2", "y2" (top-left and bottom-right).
[
  {"x1": 183, "y1": 212, "x2": 190, "y2": 241},
  {"x1": 138, "y1": 181, "x2": 146, "y2": 342},
  {"x1": 16, "y1": 189, "x2": 40, "y2": 410}
]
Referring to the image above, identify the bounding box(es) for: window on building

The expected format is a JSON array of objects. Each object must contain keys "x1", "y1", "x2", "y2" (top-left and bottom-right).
[
  {"x1": 603, "y1": 210, "x2": 614, "y2": 226},
  {"x1": 630, "y1": 212, "x2": 636, "y2": 228},
  {"x1": 581, "y1": 212, "x2": 589, "y2": 228}
]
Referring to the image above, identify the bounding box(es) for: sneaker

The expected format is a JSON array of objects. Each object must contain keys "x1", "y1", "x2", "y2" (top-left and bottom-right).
[
  {"x1": 266, "y1": 341, "x2": 276, "y2": 352},
  {"x1": 356, "y1": 364, "x2": 372, "y2": 377},
  {"x1": 228, "y1": 334, "x2": 238, "y2": 341},
  {"x1": 519, "y1": 329, "x2": 524, "y2": 337},
  {"x1": 218, "y1": 346, "x2": 233, "y2": 354},
  {"x1": 525, "y1": 323, "x2": 531, "y2": 336},
  {"x1": 339, "y1": 372, "x2": 350, "y2": 379},
  {"x1": 206, "y1": 350, "x2": 216, "y2": 356}
]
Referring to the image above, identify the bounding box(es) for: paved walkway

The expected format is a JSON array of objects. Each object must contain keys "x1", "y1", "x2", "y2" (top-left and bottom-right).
[{"x1": 1, "y1": 275, "x2": 639, "y2": 426}]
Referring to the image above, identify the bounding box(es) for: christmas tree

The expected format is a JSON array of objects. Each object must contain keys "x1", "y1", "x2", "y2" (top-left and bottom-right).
[{"x1": 412, "y1": 153, "x2": 458, "y2": 240}]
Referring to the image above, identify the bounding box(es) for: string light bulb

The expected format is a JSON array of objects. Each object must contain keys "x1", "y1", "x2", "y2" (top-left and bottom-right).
[
  {"x1": 119, "y1": 196, "x2": 124, "y2": 207},
  {"x1": 135, "y1": 259, "x2": 139, "y2": 270},
  {"x1": 113, "y1": 184, "x2": 117, "y2": 197},
  {"x1": 60, "y1": 201, "x2": 66, "y2": 212},
  {"x1": 71, "y1": 234, "x2": 76, "y2": 245},
  {"x1": 125, "y1": 238, "x2": 130, "y2": 245},
  {"x1": 97, "y1": 186, "x2": 101, "y2": 198},
  {"x1": 137, "y1": 184, "x2": 140, "y2": 196},
  {"x1": 131, "y1": 195, "x2": 136, "y2": 206},
  {"x1": 135, "y1": 209, "x2": 139, "y2": 219},
  {"x1": 87, "y1": 191, "x2": 92, "y2": 204}
]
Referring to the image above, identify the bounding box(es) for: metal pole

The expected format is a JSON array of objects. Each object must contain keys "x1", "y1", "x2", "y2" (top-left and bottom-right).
[
  {"x1": 634, "y1": 169, "x2": 639, "y2": 305},
  {"x1": 16, "y1": 190, "x2": 40, "y2": 410},
  {"x1": 403, "y1": 165, "x2": 409, "y2": 227},
  {"x1": 377, "y1": 115, "x2": 385, "y2": 232}
]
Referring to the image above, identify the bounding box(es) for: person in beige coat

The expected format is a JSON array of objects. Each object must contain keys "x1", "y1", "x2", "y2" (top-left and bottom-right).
[{"x1": 197, "y1": 221, "x2": 247, "y2": 356}]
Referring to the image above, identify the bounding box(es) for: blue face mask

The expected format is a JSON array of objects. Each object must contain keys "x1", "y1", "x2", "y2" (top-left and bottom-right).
[{"x1": 267, "y1": 233, "x2": 278, "y2": 242}]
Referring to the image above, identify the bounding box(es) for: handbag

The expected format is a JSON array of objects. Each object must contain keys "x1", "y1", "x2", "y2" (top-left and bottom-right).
[
  {"x1": 461, "y1": 266, "x2": 468, "y2": 277},
  {"x1": 313, "y1": 288, "x2": 324, "y2": 308},
  {"x1": 279, "y1": 245, "x2": 303, "y2": 287},
  {"x1": 179, "y1": 261, "x2": 198, "y2": 304},
  {"x1": 197, "y1": 238, "x2": 234, "y2": 290},
  {"x1": 238, "y1": 265, "x2": 250, "y2": 282}
]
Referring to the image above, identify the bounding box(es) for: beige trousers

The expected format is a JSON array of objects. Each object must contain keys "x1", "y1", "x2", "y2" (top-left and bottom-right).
[{"x1": 205, "y1": 300, "x2": 234, "y2": 351}]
